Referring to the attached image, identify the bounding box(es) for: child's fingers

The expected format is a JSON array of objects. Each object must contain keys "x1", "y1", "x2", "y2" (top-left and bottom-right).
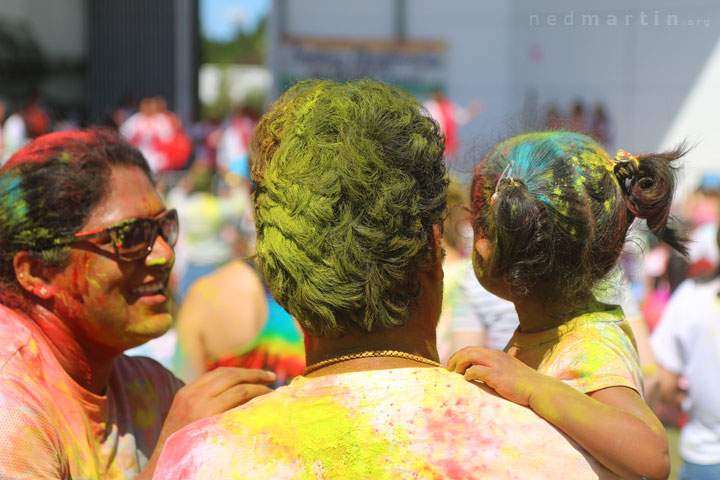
[
  {"x1": 464, "y1": 364, "x2": 494, "y2": 383},
  {"x1": 446, "y1": 347, "x2": 495, "y2": 373},
  {"x1": 446, "y1": 350, "x2": 461, "y2": 371}
]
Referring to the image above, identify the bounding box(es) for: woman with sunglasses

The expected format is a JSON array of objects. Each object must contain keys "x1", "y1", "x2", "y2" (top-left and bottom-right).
[{"x1": 0, "y1": 130, "x2": 276, "y2": 479}]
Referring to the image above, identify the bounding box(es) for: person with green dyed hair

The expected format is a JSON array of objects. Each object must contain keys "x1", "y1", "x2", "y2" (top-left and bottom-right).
[{"x1": 155, "y1": 80, "x2": 617, "y2": 479}]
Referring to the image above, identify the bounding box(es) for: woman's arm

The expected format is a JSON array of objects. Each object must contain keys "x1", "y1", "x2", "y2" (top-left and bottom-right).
[
  {"x1": 447, "y1": 347, "x2": 670, "y2": 480},
  {"x1": 135, "y1": 367, "x2": 275, "y2": 479}
]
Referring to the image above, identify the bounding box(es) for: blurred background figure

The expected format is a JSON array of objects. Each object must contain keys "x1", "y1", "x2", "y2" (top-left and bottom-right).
[
  {"x1": 107, "y1": 92, "x2": 139, "y2": 130},
  {"x1": 0, "y1": 100, "x2": 5, "y2": 160},
  {"x1": 120, "y1": 96, "x2": 192, "y2": 173},
  {"x1": 21, "y1": 89, "x2": 51, "y2": 139},
  {"x1": 543, "y1": 103, "x2": 564, "y2": 130},
  {"x1": 120, "y1": 96, "x2": 174, "y2": 172},
  {"x1": 166, "y1": 165, "x2": 248, "y2": 301},
  {"x1": 590, "y1": 103, "x2": 612, "y2": 148},
  {"x1": 174, "y1": 258, "x2": 305, "y2": 387},
  {"x1": 188, "y1": 111, "x2": 223, "y2": 170},
  {"x1": 569, "y1": 99, "x2": 586, "y2": 132},
  {"x1": 423, "y1": 89, "x2": 482, "y2": 159},
  {"x1": 651, "y1": 218, "x2": 720, "y2": 480},
  {"x1": 684, "y1": 175, "x2": 720, "y2": 277},
  {"x1": 2, "y1": 107, "x2": 28, "y2": 164},
  {"x1": 216, "y1": 104, "x2": 259, "y2": 184}
]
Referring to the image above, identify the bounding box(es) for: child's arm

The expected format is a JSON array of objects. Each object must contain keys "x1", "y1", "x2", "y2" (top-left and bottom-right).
[{"x1": 447, "y1": 347, "x2": 670, "y2": 480}]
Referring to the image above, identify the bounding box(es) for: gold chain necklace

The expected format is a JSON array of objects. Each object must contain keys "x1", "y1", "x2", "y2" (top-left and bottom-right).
[{"x1": 303, "y1": 350, "x2": 443, "y2": 375}]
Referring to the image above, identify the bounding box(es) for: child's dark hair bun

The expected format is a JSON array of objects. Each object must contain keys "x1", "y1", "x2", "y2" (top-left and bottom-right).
[{"x1": 620, "y1": 144, "x2": 688, "y2": 255}]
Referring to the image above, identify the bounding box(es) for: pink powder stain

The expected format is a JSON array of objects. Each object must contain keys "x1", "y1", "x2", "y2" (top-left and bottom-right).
[{"x1": 435, "y1": 458, "x2": 475, "y2": 479}]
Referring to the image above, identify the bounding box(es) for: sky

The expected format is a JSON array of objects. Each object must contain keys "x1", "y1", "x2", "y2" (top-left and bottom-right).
[{"x1": 201, "y1": 0, "x2": 271, "y2": 41}]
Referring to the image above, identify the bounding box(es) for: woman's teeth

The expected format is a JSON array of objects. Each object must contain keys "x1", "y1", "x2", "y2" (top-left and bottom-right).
[{"x1": 132, "y1": 282, "x2": 164, "y2": 295}]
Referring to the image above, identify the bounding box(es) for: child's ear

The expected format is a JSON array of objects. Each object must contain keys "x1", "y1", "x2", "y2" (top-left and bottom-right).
[{"x1": 474, "y1": 238, "x2": 493, "y2": 262}]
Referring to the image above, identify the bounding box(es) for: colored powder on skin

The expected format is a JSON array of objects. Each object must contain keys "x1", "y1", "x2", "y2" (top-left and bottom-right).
[{"x1": 146, "y1": 258, "x2": 168, "y2": 266}]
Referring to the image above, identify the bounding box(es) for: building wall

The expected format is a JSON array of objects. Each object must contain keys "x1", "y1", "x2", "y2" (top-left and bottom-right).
[
  {"x1": 509, "y1": 0, "x2": 719, "y2": 192},
  {"x1": 88, "y1": 0, "x2": 177, "y2": 123},
  {"x1": 1, "y1": 0, "x2": 199, "y2": 125},
  {"x1": 2, "y1": 0, "x2": 85, "y2": 61}
]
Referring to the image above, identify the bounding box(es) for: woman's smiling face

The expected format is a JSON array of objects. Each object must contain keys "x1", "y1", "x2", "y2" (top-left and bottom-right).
[{"x1": 49, "y1": 164, "x2": 175, "y2": 356}]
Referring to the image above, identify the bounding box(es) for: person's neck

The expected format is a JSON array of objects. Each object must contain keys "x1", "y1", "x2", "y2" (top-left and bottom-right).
[
  {"x1": 304, "y1": 269, "x2": 442, "y2": 376},
  {"x1": 27, "y1": 303, "x2": 116, "y2": 395},
  {"x1": 513, "y1": 291, "x2": 607, "y2": 333},
  {"x1": 304, "y1": 320, "x2": 440, "y2": 377}
]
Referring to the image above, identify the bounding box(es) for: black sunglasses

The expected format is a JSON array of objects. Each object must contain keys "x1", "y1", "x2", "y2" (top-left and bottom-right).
[{"x1": 60, "y1": 209, "x2": 179, "y2": 262}]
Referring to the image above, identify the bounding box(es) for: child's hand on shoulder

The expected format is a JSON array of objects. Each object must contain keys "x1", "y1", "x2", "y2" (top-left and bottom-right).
[{"x1": 446, "y1": 346, "x2": 553, "y2": 407}]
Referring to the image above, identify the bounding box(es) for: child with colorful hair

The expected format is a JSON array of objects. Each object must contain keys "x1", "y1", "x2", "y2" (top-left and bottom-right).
[{"x1": 448, "y1": 132, "x2": 686, "y2": 480}]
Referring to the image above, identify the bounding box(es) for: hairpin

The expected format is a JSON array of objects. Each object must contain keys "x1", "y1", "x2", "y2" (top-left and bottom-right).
[{"x1": 491, "y1": 163, "x2": 513, "y2": 205}]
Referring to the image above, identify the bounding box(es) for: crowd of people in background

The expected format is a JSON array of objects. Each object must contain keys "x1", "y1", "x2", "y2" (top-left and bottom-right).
[{"x1": 544, "y1": 99, "x2": 612, "y2": 148}]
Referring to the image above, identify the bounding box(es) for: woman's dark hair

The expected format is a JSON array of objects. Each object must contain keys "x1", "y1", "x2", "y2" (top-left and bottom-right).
[
  {"x1": 0, "y1": 129, "x2": 151, "y2": 307},
  {"x1": 470, "y1": 131, "x2": 687, "y2": 306}
]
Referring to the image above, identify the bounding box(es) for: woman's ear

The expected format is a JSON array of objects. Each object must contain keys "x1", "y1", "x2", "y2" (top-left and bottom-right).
[{"x1": 13, "y1": 251, "x2": 56, "y2": 300}]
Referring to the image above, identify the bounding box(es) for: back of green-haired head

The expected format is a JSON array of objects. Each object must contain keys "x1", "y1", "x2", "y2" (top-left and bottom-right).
[
  {"x1": 251, "y1": 79, "x2": 448, "y2": 337},
  {"x1": 470, "y1": 131, "x2": 686, "y2": 305}
]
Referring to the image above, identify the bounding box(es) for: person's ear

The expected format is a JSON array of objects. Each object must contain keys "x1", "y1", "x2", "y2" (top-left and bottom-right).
[
  {"x1": 474, "y1": 238, "x2": 493, "y2": 263},
  {"x1": 429, "y1": 223, "x2": 444, "y2": 282},
  {"x1": 13, "y1": 251, "x2": 56, "y2": 300}
]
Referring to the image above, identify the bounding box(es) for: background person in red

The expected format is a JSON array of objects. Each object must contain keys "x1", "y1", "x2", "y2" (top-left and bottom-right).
[{"x1": 0, "y1": 130, "x2": 275, "y2": 479}]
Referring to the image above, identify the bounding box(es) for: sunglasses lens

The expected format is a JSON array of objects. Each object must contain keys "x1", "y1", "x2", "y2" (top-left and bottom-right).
[
  {"x1": 114, "y1": 221, "x2": 153, "y2": 260},
  {"x1": 160, "y1": 210, "x2": 179, "y2": 247}
]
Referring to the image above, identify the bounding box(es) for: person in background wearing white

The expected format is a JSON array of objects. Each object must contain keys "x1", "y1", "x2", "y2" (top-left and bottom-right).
[{"x1": 651, "y1": 224, "x2": 720, "y2": 480}]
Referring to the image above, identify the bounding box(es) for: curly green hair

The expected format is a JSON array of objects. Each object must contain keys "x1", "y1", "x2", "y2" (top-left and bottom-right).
[{"x1": 251, "y1": 79, "x2": 448, "y2": 337}]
